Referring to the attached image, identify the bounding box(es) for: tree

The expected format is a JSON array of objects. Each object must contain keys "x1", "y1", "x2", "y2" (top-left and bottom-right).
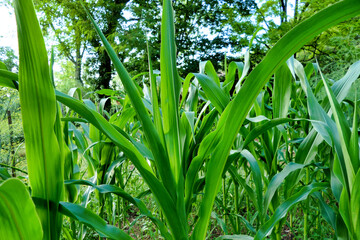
[
  {"x1": 263, "y1": 0, "x2": 360, "y2": 79},
  {"x1": 86, "y1": 0, "x2": 130, "y2": 91},
  {"x1": 35, "y1": 0, "x2": 133, "y2": 98},
  {"x1": 125, "y1": 0, "x2": 258, "y2": 76},
  {"x1": 299, "y1": 0, "x2": 360, "y2": 81},
  {"x1": 36, "y1": 0, "x2": 259, "y2": 96},
  {"x1": 0, "y1": 50, "x2": 22, "y2": 167},
  {"x1": 34, "y1": 0, "x2": 90, "y2": 87},
  {"x1": 54, "y1": 60, "x2": 77, "y2": 93},
  {"x1": 0, "y1": 47, "x2": 18, "y2": 72}
]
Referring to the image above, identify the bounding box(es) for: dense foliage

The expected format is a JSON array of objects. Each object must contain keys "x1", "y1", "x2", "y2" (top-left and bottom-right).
[{"x1": 1, "y1": 0, "x2": 360, "y2": 239}]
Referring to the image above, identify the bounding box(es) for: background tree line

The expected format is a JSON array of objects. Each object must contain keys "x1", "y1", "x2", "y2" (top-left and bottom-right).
[{"x1": 1, "y1": 0, "x2": 360, "y2": 107}]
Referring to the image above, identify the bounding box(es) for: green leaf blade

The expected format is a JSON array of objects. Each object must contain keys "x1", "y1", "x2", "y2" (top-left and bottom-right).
[
  {"x1": 0, "y1": 179, "x2": 43, "y2": 240},
  {"x1": 192, "y1": 2, "x2": 360, "y2": 238},
  {"x1": 14, "y1": 0, "x2": 64, "y2": 238},
  {"x1": 160, "y1": 0, "x2": 183, "y2": 186}
]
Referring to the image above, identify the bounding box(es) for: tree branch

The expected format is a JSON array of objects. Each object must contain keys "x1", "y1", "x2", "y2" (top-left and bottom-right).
[{"x1": 49, "y1": 23, "x2": 76, "y2": 63}]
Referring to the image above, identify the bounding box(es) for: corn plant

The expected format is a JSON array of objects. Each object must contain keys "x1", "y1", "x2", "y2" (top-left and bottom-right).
[
  {"x1": 61, "y1": 0, "x2": 360, "y2": 238},
  {"x1": 288, "y1": 58, "x2": 360, "y2": 239},
  {"x1": 0, "y1": 0, "x2": 360, "y2": 239}
]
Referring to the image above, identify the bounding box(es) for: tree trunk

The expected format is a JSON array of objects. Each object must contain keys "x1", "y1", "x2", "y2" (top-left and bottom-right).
[
  {"x1": 96, "y1": 50, "x2": 112, "y2": 91},
  {"x1": 75, "y1": 54, "x2": 83, "y2": 87},
  {"x1": 294, "y1": 0, "x2": 299, "y2": 22},
  {"x1": 279, "y1": 0, "x2": 287, "y2": 23},
  {"x1": 7, "y1": 110, "x2": 15, "y2": 177},
  {"x1": 86, "y1": 0, "x2": 131, "y2": 113},
  {"x1": 95, "y1": 48, "x2": 112, "y2": 113},
  {"x1": 93, "y1": 0, "x2": 130, "y2": 112},
  {"x1": 75, "y1": 28, "x2": 84, "y2": 87}
]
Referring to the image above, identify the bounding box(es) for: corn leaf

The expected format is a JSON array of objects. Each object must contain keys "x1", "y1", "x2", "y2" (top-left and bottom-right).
[
  {"x1": 324, "y1": 60, "x2": 360, "y2": 109},
  {"x1": 160, "y1": 0, "x2": 183, "y2": 192},
  {"x1": 319, "y1": 68, "x2": 355, "y2": 191},
  {"x1": 216, "y1": 235, "x2": 254, "y2": 240},
  {"x1": 82, "y1": 2, "x2": 176, "y2": 202},
  {"x1": 0, "y1": 179, "x2": 43, "y2": 240},
  {"x1": 351, "y1": 170, "x2": 360, "y2": 238},
  {"x1": 313, "y1": 192, "x2": 336, "y2": 230},
  {"x1": 180, "y1": 74, "x2": 194, "y2": 109},
  {"x1": 339, "y1": 188, "x2": 352, "y2": 237},
  {"x1": 160, "y1": 1, "x2": 187, "y2": 236},
  {"x1": 14, "y1": 0, "x2": 64, "y2": 238},
  {"x1": 147, "y1": 42, "x2": 165, "y2": 146},
  {"x1": 192, "y1": 1, "x2": 360, "y2": 238},
  {"x1": 349, "y1": 99, "x2": 359, "y2": 172},
  {"x1": 263, "y1": 163, "x2": 306, "y2": 218},
  {"x1": 234, "y1": 50, "x2": 250, "y2": 93},
  {"x1": 285, "y1": 58, "x2": 358, "y2": 195},
  {"x1": 273, "y1": 63, "x2": 292, "y2": 119},
  {"x1": 55, "y1": 91, "x2": 184, "y2": 238},
  {"x1": 228, "y1": 166, "x2": 256, "y2": 201},
  {"x1": 254, "y1": 182, "x2": 328, "y2": 240},
  {"x1": 242, "y1": 118, "x2": 305, "y2": 149},
  {"x1": 240, "y1": 150, "x2": 263, "y2": 221},
  {"x1": 64, "y1": 179, "x2": 172, "y2": 240},
  {"x1": 200, "y1": 61, "x2": 220, "y2": 85},
  {"x1": 0, "y1": 168, "x2": 11, "y2": 181},
  {"x1": 224, "y1": 61, "x2": 243, "y2": 93},
  {"x1": 194, "y1": 73, "x2": 230, "y2": 113},
  {"x1": 56, "y1": 200, "x2": 132, "y2": 240},
  {"x1": 0, "y1": 69, "x2": 18, "y2": 89}
]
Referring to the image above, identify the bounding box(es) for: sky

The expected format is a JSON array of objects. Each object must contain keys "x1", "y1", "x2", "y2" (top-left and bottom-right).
[{"x1": 0, "y1": 5, "x2": 18, "y2": 55}]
